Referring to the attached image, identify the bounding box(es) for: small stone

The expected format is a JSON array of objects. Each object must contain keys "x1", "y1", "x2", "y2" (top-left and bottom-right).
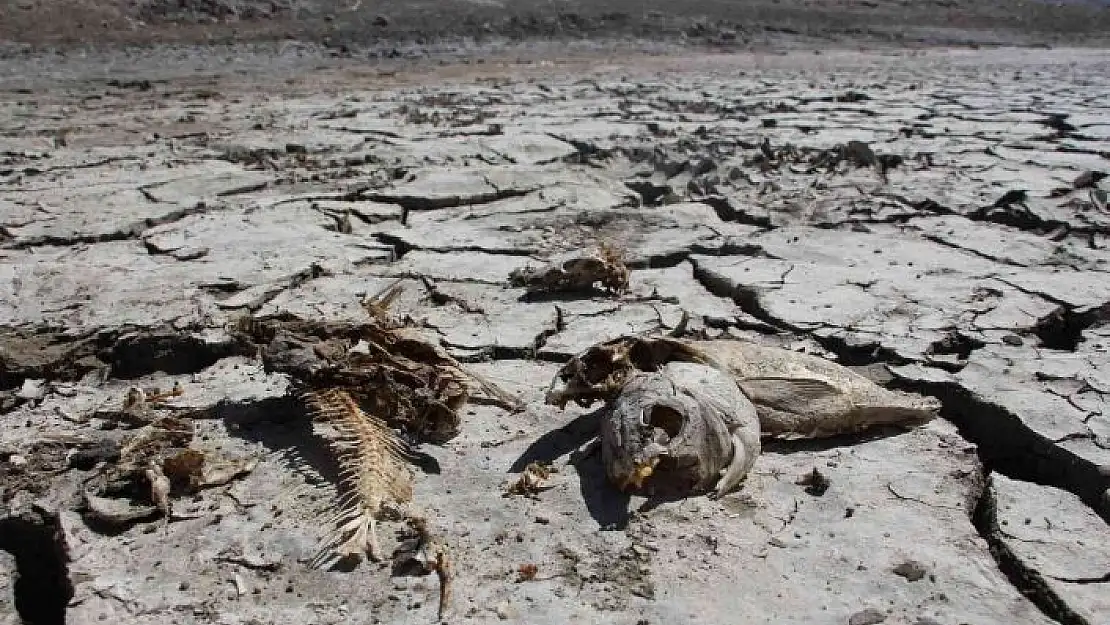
[
  {"x1": 494, "y1": 600, "x2": 514, "y2": 620},
  {"x1": 848, "y1": 608, "x2": 887, "y2": 625},
  {"x1": 17, "y1": 378, "x2": 45, "y2": 401},
  {"x1": 893, "y1": 560, "x2": 928, "y2": 582}
]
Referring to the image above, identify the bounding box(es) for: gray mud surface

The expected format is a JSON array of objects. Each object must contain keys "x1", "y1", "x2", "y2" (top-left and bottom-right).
[{"x1": 1, "y1": 27, "x2": 1109, "y2": 625}]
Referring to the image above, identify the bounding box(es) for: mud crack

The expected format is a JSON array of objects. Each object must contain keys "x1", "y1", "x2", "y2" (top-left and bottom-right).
[{"x1": 0, "y1": 512, "x2": 73, "y2": 625}]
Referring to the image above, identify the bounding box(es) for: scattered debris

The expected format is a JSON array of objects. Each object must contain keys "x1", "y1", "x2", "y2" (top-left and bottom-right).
[
  {"x1": 509, "y1": 243, "x2": 630, "y2": 297},
  {"x1": 504, "y1": 461, "x2": 557, "y2": 499},
  {"x1": 108, "y1": 382, "x2": 187, "y2": 424},
  {"x1": 77, "y1": 415, "x2": 203, "y2": 526},
  {"x1": 391, "y1": 517, "x2": 452, "y2": 620}
]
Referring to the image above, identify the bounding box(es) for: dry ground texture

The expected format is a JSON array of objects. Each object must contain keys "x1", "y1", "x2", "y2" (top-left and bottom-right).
[{"x1": 1, "y1": 5, "x2": 1109, "y2": 625}]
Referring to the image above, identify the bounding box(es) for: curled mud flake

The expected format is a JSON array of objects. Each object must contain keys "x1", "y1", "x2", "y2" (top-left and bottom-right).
[
  {"x1": 848, "y1": 608, "x2": 887, "y2": 625},
  {"x1": 81, "y1": 492, "x2": 158, "y2": 527}
]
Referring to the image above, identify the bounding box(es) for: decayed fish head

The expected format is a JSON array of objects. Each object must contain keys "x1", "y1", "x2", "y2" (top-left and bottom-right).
[
  {"x1": 600, "y1": 375, "x2": 677, "y2": 493},
  {"x1": 545, "y1": 336, "x2": 711, "y2": 409},
  {"x1": 601, "y1": 364, "x2": 753, "y2": 497}
]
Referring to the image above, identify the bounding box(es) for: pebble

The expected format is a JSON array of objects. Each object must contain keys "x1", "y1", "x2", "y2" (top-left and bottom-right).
[
  {"x1": 848, "y1": 608, "x2": 887, "y2": 625},
  {"x1": 892, "y1": 560, "x2": 928, "y2": 582}
]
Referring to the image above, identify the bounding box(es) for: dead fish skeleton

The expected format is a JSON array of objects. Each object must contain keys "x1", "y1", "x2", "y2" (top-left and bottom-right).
[{"x1": 549, "y1": 336, "x2": 941, "y2": 497}]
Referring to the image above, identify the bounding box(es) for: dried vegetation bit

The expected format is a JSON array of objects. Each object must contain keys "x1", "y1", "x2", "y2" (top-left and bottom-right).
[
  {"x1": 504, "y1": 461, "x2": 557, "y2": 499},
  {"x1": 509, "y1": 243, "x2": 631, "y2": 296},
  {"x1": 516, "y1": 563, "x2": 539, "y2": 582},
  {"x1": 302, "y1": 388, "x2": 415, "y2": 568},
  {"x1": 78, "y1": 415, "x2": 255, "y2": 527}
]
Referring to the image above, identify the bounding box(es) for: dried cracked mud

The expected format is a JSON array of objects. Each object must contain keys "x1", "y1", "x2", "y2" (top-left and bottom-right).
[{"x1": 1, "y1": 45, "x2": 1109, "y2": 625}]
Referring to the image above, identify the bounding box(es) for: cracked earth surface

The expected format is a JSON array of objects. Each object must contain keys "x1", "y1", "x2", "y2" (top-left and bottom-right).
[{"x1": 1, "y1": 46, "x2": 1109, "y2": 625}]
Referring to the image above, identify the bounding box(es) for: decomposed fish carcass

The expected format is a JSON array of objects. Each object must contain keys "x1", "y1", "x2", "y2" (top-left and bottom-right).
[{"x1": 550, "y1": 335, "x2": 941, "y2": 497}]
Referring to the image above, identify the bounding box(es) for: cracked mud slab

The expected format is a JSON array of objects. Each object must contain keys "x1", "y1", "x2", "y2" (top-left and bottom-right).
[
  {"x1": 2, "y1": 46, "x2": 1109, "y2": 625},
  {"x1": 986, "y1": 474, "x2": 1110, "y2": 625}
]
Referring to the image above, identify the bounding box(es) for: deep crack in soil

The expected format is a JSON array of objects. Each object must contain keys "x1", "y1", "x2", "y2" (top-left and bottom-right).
[{"x1": 0, "y1": 513, "x2": 73, "y2": 625}]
